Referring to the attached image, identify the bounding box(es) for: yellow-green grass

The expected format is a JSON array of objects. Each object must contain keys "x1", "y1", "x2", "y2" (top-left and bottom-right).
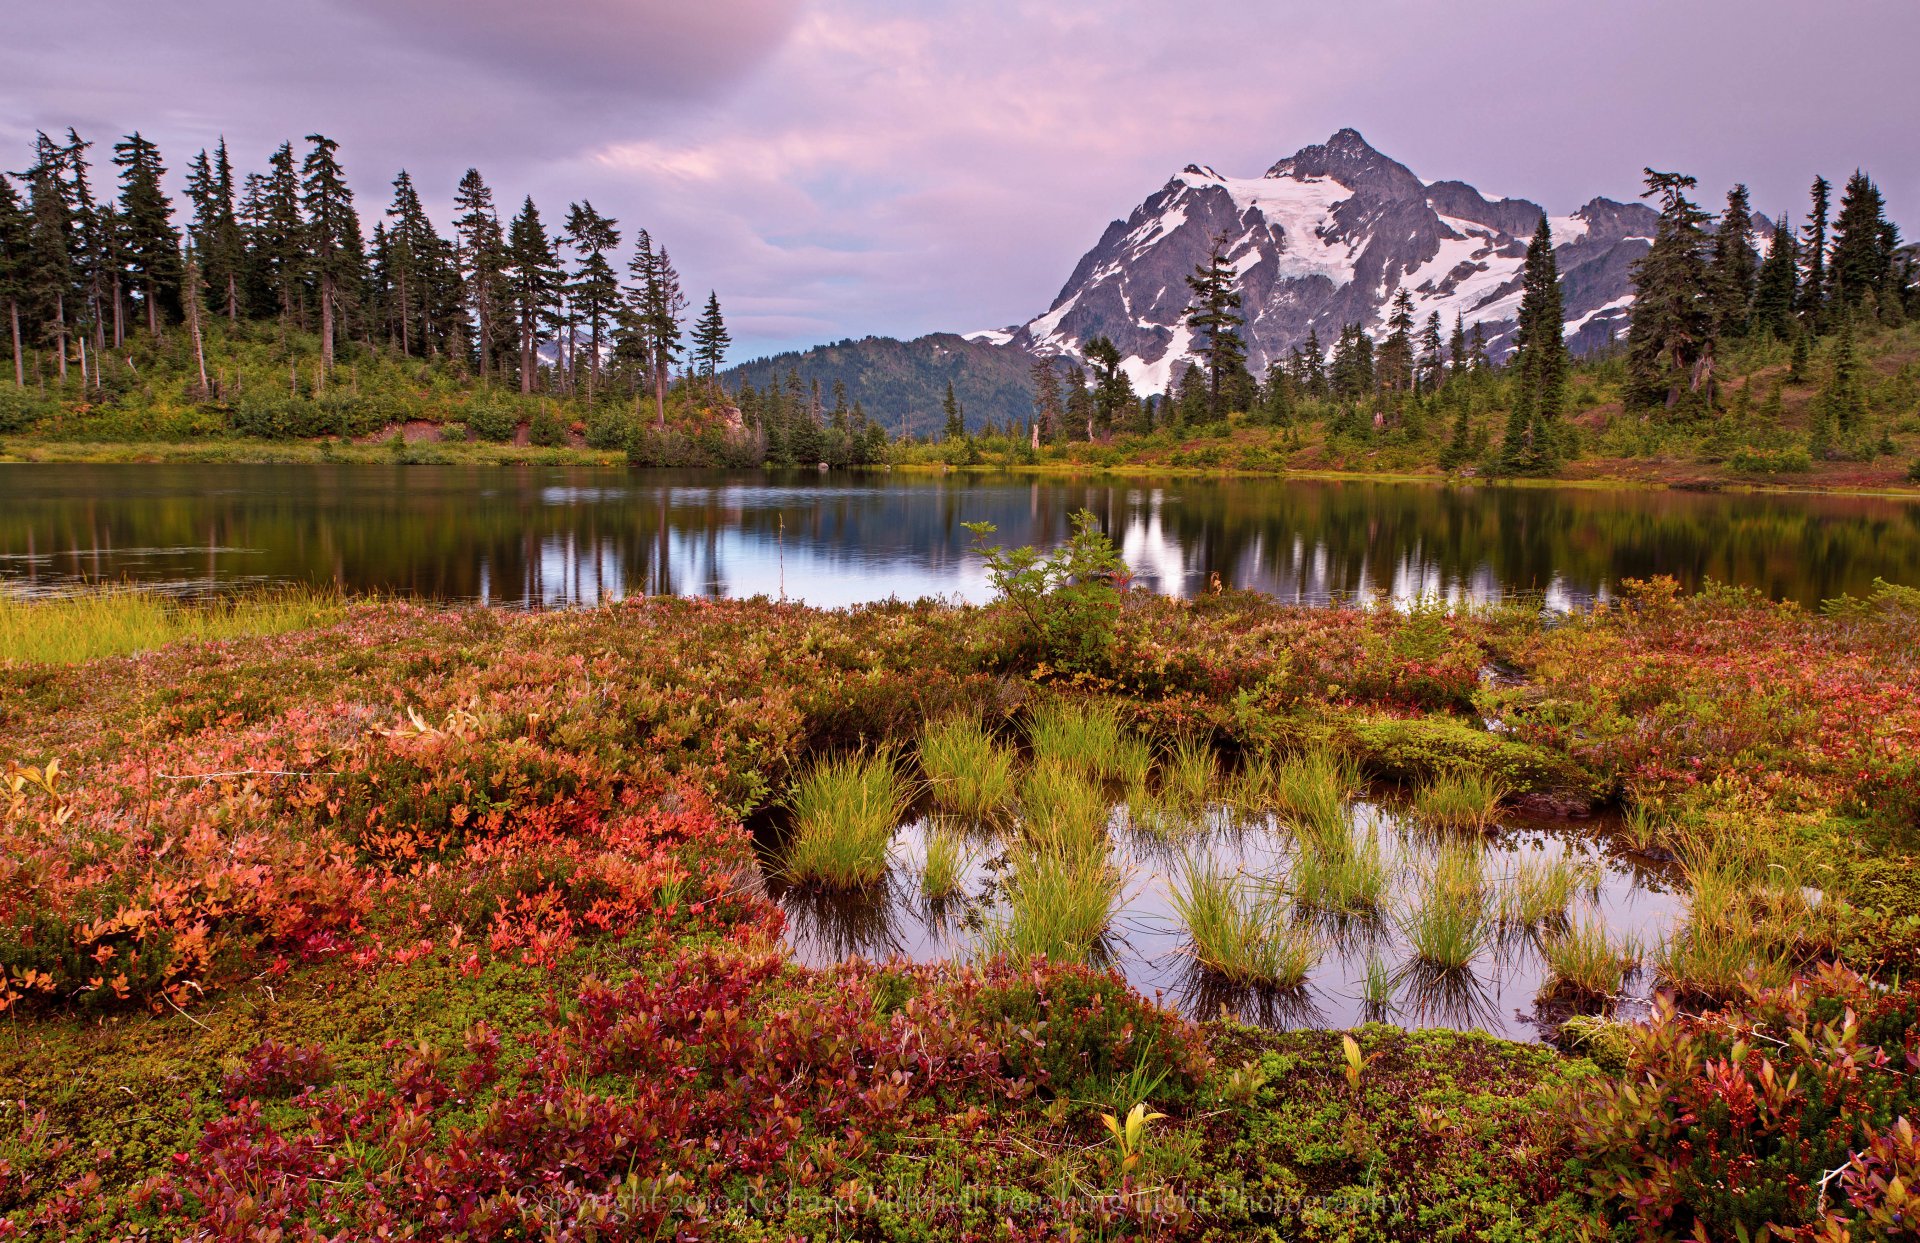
[
  {"x1": 1501, "y1": 853, "x2": 1596, "y2": 927},
  {"x1": 1018, "y1": 761, "x2": 1112, "y2": 862},
  {"x1": 1291, "y1": 827, "x2": 1389, "y2": 917},
  {"x1": 1260, "y1": 747, "x2": 1360, "y2": 845},
  {"x1": 1158, "y1": 735, "x2": 1218, "y2": 809},
  {"x1": 1425, "y1": 838, "x2": 1488, "y2": 913},
  {"x1": 1170, "y1": 858, "x2": 1319, "y2": 987},
  {"x1": 1026, "y1": 699, "x2": 1151, "y2": 787},
  {"x1": 1125, "y1": 790, "x2": 1202, "y2": 841},
  {"x1": 994, "y1": 846, "x2": 1123, "y2": 964},
  {"x1": 1399, "y1": 885, "x2": 1488, "y2": 972},
  {"x1": 1411, "y1": 769, "x2": 1507, "y2": 832},
  {"x1": 1362, "y1": 954, "x2": 1394, "y2": 1009},
  {"x1": 1654, "y1": 910, "x2": 1793, "y2": 1005},
  {"x1": 917, "y1": 715, "x2": 1019, "y2": 820},
  {"x1": 920, "y1": 829, "x2": 969, "y2": 902},
  {"x1": 1538, "y1": 919, "x2": 1639, "y2": 1007},
  {"x1": 780, "y1": 752, "x2": 913, "y2": 889},
  {"x1": 0, "y1": 585, "x2": 344, "y2": 665}
]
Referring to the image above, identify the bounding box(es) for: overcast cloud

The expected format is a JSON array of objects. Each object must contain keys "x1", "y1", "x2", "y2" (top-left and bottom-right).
[{"x1": 4, "y1": 0, "x2": 1914, "y2": 359}]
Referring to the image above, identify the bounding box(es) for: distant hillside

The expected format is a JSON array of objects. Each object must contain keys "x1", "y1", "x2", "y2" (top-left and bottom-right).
[{"x1": 720, "y1": 333, "x2": 1038, "y2": 436}]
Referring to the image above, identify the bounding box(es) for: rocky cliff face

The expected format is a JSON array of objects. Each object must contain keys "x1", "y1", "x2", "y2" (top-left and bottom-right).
[{"x1": 986, "y1": 128, "x2": 1720, "y2": 394}]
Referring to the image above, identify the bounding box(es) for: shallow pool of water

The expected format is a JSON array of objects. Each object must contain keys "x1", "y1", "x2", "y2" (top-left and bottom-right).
[{"x1": 765, "y1": 801, "x2": 1684, "y2": 1042}]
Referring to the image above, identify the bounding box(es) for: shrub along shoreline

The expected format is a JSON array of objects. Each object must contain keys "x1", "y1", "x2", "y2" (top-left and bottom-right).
[{"x1": 3, "y1": 574, "x2": 1918, "y2": 1238}]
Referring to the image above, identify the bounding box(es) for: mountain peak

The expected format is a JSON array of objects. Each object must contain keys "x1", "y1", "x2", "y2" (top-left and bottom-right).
[{"x1": 1265, "y1": 128, "x2": 1424, "y2": 199}]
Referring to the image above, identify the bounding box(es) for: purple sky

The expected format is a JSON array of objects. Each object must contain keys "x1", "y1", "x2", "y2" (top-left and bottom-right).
[{"x1": 5, "y1": 0, "x2": 1915, "y2": 361}]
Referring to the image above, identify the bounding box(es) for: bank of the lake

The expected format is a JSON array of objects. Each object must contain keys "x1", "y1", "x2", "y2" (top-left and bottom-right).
[{"x1": 3, "y1": 578, "x2": 1919, "y2": 1238}]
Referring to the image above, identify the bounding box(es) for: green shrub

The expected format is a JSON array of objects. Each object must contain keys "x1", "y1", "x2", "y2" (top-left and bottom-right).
[
  {"x1": 0, "y1": 386, "x2": 53, "y2": 433},
  {"x1": 529, "y1": 406, "x2": 568, "y2": 447},
  {"x1": 584, "y1": 406, "x2": 632, "y2": 450},
  {"x1": 1728, "y1": 446, "x2": 1813, "y2": 474},
  {"x1": 465, "y1": 404, "x2": 519, "y2": 443},
  {"x1": 964, "y1": 509, "x2": 1129, "y2": 673},
  {"x1": 1906, "y1": 457, "x2": 1920, "y2": 484}
]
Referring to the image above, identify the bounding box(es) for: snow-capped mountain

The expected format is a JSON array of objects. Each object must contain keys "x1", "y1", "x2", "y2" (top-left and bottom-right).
[{"x1": 981, "y1": 129, "x2": 1756, "y2": 395}]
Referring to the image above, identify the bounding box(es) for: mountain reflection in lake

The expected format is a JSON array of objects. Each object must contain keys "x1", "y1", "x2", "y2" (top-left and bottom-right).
[{"x1": 3, "y1": 464, "x2": 1917, "y2": 607}]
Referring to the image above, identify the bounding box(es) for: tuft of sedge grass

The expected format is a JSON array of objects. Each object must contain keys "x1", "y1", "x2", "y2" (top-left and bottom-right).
[
  {"x1": 1501, "y1": 852, "x2": 1596, "y2": 927},
  {"x1": 1362, "y1": 954, "x2": 1394, "y2": 1010},
  {"x1": 1258, "y1": 747, "x2": 1360, "y2": 848},
  {"x1": 1618, "y1": 802, "x2": 1670, "y2": 855},
  {"x1": 1170, "y1": 858, "x2": 1319, "y2": 988},
  {"x1": 1019, "y1": 760, "x2": 1112, "y2": 862},
  {"x1": 1158, "y1": 735, "x2": 1218, "y2": 810},
  {"x1": 1291, "y1": 826, "x2": 1389, "y2": 917},
  {"x1": 917, "y1": 715, "x2": 1018, "y2": 820},
  {"x1": 1425, "y1": 838, "x2": 1487, "y2": 913},
  {"x1": 1654, "y1": 907, "x2": 1793, "y2": 1005},
  {"x1": 992, "y1": 845, "x2": 1123, "y2": 964},
  {"x1": 780, "y1": 752, "x2": 913, "y2": 889},
  {"x1": 1412, "y1": 769, "x2": 1507, "y2": 832},
  {"x1": 1125, "y1": 790, "x2": 1201, "y2": 841},
  {"x1": 1398, "y1": 885, "x2": 1487, "y2": 972},
  {"x1": 919, "y1": 828, "x2": 968, "y2": 902},
  {"x1": 1538, "y1": 919, "x2": 1639, "y2": 1007},
  {"x1": 1026, "y1": 699, "x2": 1150, "y2": 788},
  {"x1": 0, "y1": 585, "x2": 346, "y2": 665}
]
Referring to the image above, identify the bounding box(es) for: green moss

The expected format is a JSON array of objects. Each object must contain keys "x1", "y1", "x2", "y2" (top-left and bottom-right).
[{"x1": 1344, "y1": 712, "x2": 1598, "y2": 799}]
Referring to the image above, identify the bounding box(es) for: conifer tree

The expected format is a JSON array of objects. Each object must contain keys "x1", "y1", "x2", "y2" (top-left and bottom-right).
[
  {"x1": 1469, "y1": 322, "x2": 1490, "y2": 372},
  {"x1": 1626, "y1": 169, "x2": 1716, "y2": 411},
  {"x1": 1502, "y1": 216, "x2": 1567, "y2": 471},
  {"x1": 253, "y1": 142, "x2": 306, "y2": 328},
  {"x1": 627, "y1": 231, "x2": 685, "y2": 430},
  {"x1": 1448, "y1": 313, "x2": 1468, "y2": 376},
  {"x1": 452, "y1": 168, "x2": 508, "y2": 379},
  {"x1": 1799, "y1": 176, "x2": 1831, "y2": 329},
  {"x1": 1084, "y1": 334, "x2": 1133, "y2": 436},
  {"x1": 62, "y1": 131, "x2": 112, "y2": 356},
  {"x1": 1829, "y1": 170, "x2": 1893, "y2": 314},
  {"x1": 505, "y1": 197, "x2": 561, "y2": 393},
  {"x1": 301, "y1": 135, "x2": 361, "y2": 375},
  {"x1": 689, "y1": 290, "x2": 730, "y2": 384},
  {"x1": 111, "y1": 132, "x2": 179, "y2": 337},
  {"x1": 184, "y1": 140, "x2": 243, "y2": 321},
  {"x1": 942, "y1": 379, "x2": 965, "y2": 440},
  {"x1": 1376, "y1": 289, "x2": 1416, "y2": 399},
  {"x1": 1182, "y1": 232, "x2": 1248, "y2": 417},
  {"x1": 181, "y1": 244, "x2": 210, "y2": 397},
  {"x1": 1030, "y1": 358, "x2": 1063, "y2": 443},
  {"x1": 1291, "y1": 326, "x2": 1328, "y2": 398},
  {"x1": 1751, "y1": 218, "x2": 1798, "y2": 339},
  {"x1": 20, "y1": 133, "x2": 76, "y2": 380},
  {"x1": 1418, "y1": 311, "x2": 1445, "y2": 393},
  {"x1": 1709, "y1": 184, "x2": 1758, "y2": 338},
  {"x1": 562, "y1": 201, "x2": 619, "y2": 400},
  {"x1": 0, "y1": 173, "x2": 25, "y2": 386},
  {"x1": 1820, "y1": 317, "x2": 1868, "y2": 445},
  {"x1": 382, "y1": 172, "x2": 436, "y2": 358}
]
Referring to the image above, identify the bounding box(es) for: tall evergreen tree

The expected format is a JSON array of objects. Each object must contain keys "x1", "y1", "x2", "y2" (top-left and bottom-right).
[
  {"x1": 1376, "y1": 288, "x2": 1416, "y2": 399},
  {"x1": 1502, "y1": 216, "x2": 1568, "y2": 472},
  {"x1": 1448, "y1": 313, "x2": 1469, "y2": 376},
  {"x1": 62, "y1": 131, "x2": 111, "y2": 356},
  {"x1": 1182, "y1": 232, "x2": 1248, "y2": 417},
  {"x1": 941, "y1": 380, "x2": 965, "y2": 440},
  {"x1": 1709, "y1": 184, "x2": 1758, "y2": 338},
  {"x1": 253, "y1": 142, "x2": 306, "y2": 328},
  {"x1": 505, "y1": 196, "x2": 561, "y2": 393},
  {"x1": 382, "y1": 171, "x2": 436, "y2": 358},
  {"x1": 562, "y1": 201, "x2": 619, "y2": 400},
  {"x1": 1030, "y1": 358, "x2": 1063, "y2": 443},
  {"x1": 627, "y1": 230, "x2": 685, "y2": 430},
  {"x1": 1799, "y1": 175, "x2": 1831, "y2": 329},
  {"x1": 0, "y1": 173, "x2": 26, "y2": 385},
  {"x1": 1083, "y1": 334, "x2": 1133, "y2": 436},
  {"x1": 1626, "y1": 169, "x2": 1716, "y2": 411},
  {"x1": 1418, "y1": 310, "x2": 1445, "y2": 393},
  {"x1": 688, "y1": 290, "x2": 730, "y2": 384},
  {"x1": 183, "y1": 140, "x2": 243, "y2": 321},
  {"x1": 300, "y1": 135, "x2": 361, "y2": 375},
  {"x1": 19, "y1": 133, "x2": 76, "y2": 380},
  {"x1": 112, "y1": 132, "x2": 180, "y2": 337},
  {"x1": 452, "y1": 168, "x2": 508, "y2": 379},
  {"x1": 1751, "y1": 218, "x2": 1799, "y2": 339},
  {"x1": 1829, "y1": 170, "x2": 1894, "y2": 314}
]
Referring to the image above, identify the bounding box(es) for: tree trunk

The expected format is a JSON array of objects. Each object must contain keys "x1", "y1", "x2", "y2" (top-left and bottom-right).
[
  {"x1": 112, "y1": 276, "x2": 124, "y2": 348},
  {"x1": 654, "y1": 357, "x2": 667, "y2": 431},
  {"x1": 146, "y1": 282, "x2": 158, "y2": 337},
  {"x1": 8, "y1": 298, "x2": 21, "y2": 387},
  {"x1": 319, "y1": 273, "x2": 336, "y2": 375},
  {"x1": 54, "y1": 294, "x2": 67, "y2": 381},
  {"x1": 188, "y1": 288, "x2": 209, "y2": 398},
  {"x1": 226, "y1": 273, "x2": 238, "y2": 323}
]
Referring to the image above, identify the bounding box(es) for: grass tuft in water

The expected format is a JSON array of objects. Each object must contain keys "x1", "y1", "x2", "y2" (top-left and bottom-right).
[
  {"x1": 1538, "y1": 919, "x2": 1638, "y2": 1007},
  {"x1": 919, "y1": 829, "x2": 968, "y2": 902},
  {"x1": 1026, "y1": 699, "x2": 1151, "y2": 788},
  {"x1": 1170, "y1": 858, "x2": 1318, "y2": 988},
  {"x1": 1412, "y1": 769, "x2": 1507, "y2": 832},
  {"x1": 781, "y1": 752, "x2": 912, "y2": 889},
  {"x1": 1502, "y1": 852, "x2": 1596, "y2": 927},
  {"x1": 1018, "y1": 760, "x2": 1112, "y2": 862},
  {"x1": 1399, "y1": 883, "x2": 1487, "y2": 972},
  {"x1": 0, "y1": 586, "x2": 346, "y2": 665},
  {"x1": 1158, "y1": 735, "x2": 1218, "y2": 810},
  {"x1": 1291, "y1": 826, "x2": 1389, "y2": 917},
  {"x1": 1262, "y1": 748, "x2": 1361, "y2": 842},
  {"x1": 993, "y1": 846, "x2": 1123, "y2": 964},
  {"x1": 917, "y1": 715, "x2": 1018, "y2": 819},
  {"x1": 1362, "y1": 953, "x2": 1394, "y2": 1010}
]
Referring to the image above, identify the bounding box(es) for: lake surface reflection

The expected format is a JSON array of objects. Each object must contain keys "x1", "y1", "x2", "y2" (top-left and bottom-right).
[{"x1": 3, "y1": 464, "x2": 1917, "y2": 607}]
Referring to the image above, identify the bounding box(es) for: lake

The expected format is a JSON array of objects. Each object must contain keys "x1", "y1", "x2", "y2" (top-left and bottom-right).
[{"x1": 3, "y1": 463, "x2": 1918, "y2": 607}]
